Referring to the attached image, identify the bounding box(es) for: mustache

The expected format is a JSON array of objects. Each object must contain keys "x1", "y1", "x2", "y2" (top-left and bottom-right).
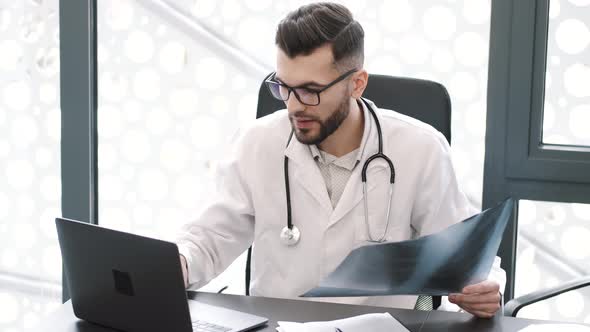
[{"x1": 289, "y1": 111, "x2": 320, "y2": 121}]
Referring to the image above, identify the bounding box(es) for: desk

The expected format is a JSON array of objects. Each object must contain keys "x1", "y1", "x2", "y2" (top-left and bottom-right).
[{"x1": 36, "y1": 291, "x2": 580, "y2": 331}]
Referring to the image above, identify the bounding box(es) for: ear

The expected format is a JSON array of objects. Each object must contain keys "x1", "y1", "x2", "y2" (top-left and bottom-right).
[{"x1": 350, "y1": 69, "x2": 368, "y2": 99}]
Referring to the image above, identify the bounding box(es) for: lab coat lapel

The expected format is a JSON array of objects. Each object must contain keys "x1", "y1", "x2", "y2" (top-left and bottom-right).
[
  {"x1": 329, "y1": 101, "x2": 390, "y2": 226},
  {"x1": 284, "y1": 137, "x2": 334, "y2": 214}
]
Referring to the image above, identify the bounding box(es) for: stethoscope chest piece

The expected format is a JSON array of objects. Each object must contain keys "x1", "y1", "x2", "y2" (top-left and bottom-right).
[{"x1": 280, "y1": 225, "x2": 300, "y2": 246}]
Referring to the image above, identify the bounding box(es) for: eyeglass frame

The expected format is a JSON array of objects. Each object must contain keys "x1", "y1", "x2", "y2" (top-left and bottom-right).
[{"x1": 264, "y1": 68, "x2": 358, "y2": 106}]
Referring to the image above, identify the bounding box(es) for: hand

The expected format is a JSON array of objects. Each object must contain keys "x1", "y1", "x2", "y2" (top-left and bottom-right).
[
  {"x1": 179, "y1": 254, "x2": 188, "y2": 288},
  {"x1": 448, "y1": 280, "x2": 501, "y2": 318}
]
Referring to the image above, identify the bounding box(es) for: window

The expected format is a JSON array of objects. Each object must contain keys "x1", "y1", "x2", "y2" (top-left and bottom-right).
[
  {"x1": 516, "y1": 200, "x2": 590, "y2": 322},
  {"x1": 0, "y1": 0, "x2": 62, "y2": 330},
  {"x1": 484, "y1": 0, "x2": 590, "y2": 322},
  {"x1": 542, "y1": 1, "x2": 590, "y2": 146}
]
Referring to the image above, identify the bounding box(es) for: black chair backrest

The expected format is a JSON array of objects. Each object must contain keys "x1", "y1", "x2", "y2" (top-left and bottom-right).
[
  {"x1": 256, "y1": 74, "x2": 452, "y2": 143},
  {"x1": 247, "y1": 73, "x2": 452, "y2": 309}
]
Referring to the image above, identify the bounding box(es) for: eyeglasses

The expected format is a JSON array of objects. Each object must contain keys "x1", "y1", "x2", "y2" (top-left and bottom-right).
[{"x1": 264, "y1": 68, "x2": 357, "y2": 106}]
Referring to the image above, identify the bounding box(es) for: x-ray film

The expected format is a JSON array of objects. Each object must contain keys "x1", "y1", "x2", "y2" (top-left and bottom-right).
[{"x1": 302, "y1": 198, "x2": 514, "y2": 297}]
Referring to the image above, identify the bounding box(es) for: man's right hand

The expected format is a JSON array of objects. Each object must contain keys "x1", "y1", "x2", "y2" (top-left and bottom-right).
[{"x1": 179, "y1": 254, "x2": 188, "y2": 288}]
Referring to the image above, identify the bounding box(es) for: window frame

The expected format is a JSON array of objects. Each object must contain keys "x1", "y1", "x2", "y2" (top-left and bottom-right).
[
  {"x1": 484, "y1": 0, "x2": 590, "y2": 301},
  {"x1": 59, "y1": 0, "x2": 99, "y2": 302}
]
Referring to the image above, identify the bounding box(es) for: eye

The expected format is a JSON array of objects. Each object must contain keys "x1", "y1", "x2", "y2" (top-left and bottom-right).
[{"x1": 297, "y1": 87, "x2": 320, "y2": 95}]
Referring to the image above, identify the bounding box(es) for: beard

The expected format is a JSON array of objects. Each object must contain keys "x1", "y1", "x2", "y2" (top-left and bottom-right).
[{"x1": 289, "y1": 98, "x2": 351, "y2": 145}]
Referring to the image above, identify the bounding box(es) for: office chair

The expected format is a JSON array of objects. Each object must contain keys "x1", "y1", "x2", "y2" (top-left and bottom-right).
[
  {"x1": 504, "y1": 276, "x2": 590, "y2": 317},
  {"x1": 238, "y1": 73, "x2": 452, "y2": 311}
]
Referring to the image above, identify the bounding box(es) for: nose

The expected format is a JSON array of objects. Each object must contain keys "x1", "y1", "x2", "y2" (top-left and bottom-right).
[{"x1": 286, "y1": 91, "x2": 305, "y2": 113}]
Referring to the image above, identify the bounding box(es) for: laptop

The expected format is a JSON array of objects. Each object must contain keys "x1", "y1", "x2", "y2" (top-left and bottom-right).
[{"x1": 55, "y1": 217, "x2": 268, "y2": 332}]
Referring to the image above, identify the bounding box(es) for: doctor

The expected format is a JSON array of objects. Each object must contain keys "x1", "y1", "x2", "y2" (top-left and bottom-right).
[{"x1": 177, "y1": 2, "x2": 505, "y2": 318}]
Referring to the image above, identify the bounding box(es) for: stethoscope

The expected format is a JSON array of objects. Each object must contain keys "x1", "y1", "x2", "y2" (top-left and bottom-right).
[{"x1": 280, "y1": 97, "x2": 396, "y2": 246}]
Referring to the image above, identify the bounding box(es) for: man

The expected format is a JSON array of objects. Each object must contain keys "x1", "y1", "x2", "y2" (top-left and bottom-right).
[{"x1": 177, "y1": 2, "x2": 505, "y2": 318}]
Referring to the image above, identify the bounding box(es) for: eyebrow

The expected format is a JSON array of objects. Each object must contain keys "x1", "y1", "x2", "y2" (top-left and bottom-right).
[{"x1": 274, "y1": 75, "x2": 326, "y2": 88}]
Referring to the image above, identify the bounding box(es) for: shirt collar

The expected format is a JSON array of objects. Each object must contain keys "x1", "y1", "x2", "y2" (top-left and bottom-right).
[{"x1": 315, "y1": 148, "x2": 359, "y2": 170}]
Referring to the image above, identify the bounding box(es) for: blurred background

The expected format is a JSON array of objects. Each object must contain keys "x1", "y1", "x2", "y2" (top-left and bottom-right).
[{"x1": 0, "y1": 0, "x2": 588, "y2": 330}]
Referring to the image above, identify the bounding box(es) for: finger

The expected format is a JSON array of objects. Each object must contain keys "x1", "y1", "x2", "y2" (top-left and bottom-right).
[
  {"x1": 462, "y1": 280, "x2": 500, "y2": 294},
  {"x1": 464, "y1": 308, "x2": 496, "y2": 319},
  {"x1": 458, "y1": 303, "x2": 498, "y2": 317},
  {"x1": 459, "y1": 302, "x2": 501, "y2": 313},
  {"x1": 451, "y1": 292, "x2": 501, "y2": 305},
  {"x1": 179, "y1": 255, "x2": 189, "y2": 288}
]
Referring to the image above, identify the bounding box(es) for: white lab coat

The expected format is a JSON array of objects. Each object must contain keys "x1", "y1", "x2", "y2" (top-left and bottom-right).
[{"x1": 177, "y1": 99, "x2": 506, "y2": 311}]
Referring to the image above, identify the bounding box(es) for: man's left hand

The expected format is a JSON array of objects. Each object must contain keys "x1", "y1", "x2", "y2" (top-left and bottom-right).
[{"x1": 448, "y1": 280, "x2": 501, "y2": 318}]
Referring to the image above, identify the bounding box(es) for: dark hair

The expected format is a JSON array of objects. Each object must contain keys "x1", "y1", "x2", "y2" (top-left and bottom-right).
[{"x1": 275, "y1": 2, "x2": 364, "y2": 71}]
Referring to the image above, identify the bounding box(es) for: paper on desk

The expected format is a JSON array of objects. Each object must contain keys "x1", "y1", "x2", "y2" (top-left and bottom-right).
[
  {"x1": 276, "y1": 312, "x2": 409, "y2": 332},
  {"x1": 302, "y1": 198, "x2": 514, "y2": 297},
  {"x1": 517, "y1": 324, "x2": 590, "y2": 332}
]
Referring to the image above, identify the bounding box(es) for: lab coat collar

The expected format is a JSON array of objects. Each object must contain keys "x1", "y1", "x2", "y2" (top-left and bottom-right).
[
  {"x1": 284, "y1": 134, "x2": 334, "y2": 214},
  {"x1": 356, "y1": 98, "x2": 379, "y2": 164}
]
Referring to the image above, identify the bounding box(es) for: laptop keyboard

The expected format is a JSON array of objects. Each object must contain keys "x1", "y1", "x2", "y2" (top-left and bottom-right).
[{"x1": 192, "y1": 319, "x2": 232, "y2": 332}]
